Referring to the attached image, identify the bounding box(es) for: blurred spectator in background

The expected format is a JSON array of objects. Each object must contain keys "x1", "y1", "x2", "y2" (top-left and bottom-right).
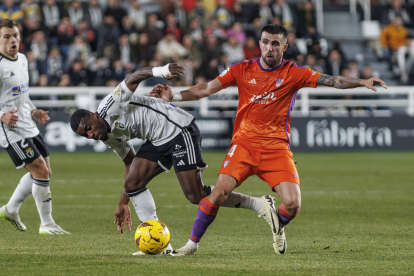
[
  {"x1": 213, "y1": 0, "x2": 232, "y2": 29},
  {"x1": 304, "y1": 54, "x2": 324, "y2": 73},
  {"x1": 87, "y1": 0, "x2": 103, "y2": 31},
  {"x1": 164, "y1": 13, "x2": 182, "y2": 42},
  {"x1": 201, "y1": 34, "x2": 222, "y2": 66},
  {"x1": 20, "y1": 0, "x2": 42, "y2": 24},
  {"x1": 182, "y1": 34, "x2": 202, "y2": 68},
  {"x1": 397, "y1": 33, "x2": 414, "y2": 83},
  {"x1": 297, "y1": 0, "x2": 319, "y2": 41},
  {"x1": 89, "y1": 57, "x2": 111, "y2": 86},
  {"x1": 97, "y1": 15, "x2": 121, "y2": 60},
  {"x1": 284, "y1": 31, "x2": 306, "y2": 62},
  {"x1": 271, "y1": 0, "x2": 296, "y2": 31},
  {"x1": 110, "y1": 60, "x2": 126, "y2": 82},
  {"x1": 243, "y1": 36, "x2": 261, "y2": 60},
  {"x1": 66, "y1": 0, "x2": 86, "y2": 27},
  {"x1": 104, "y1": 0, "x2": 127, "y2": 26},
  {"x1": 114, "y1": 34, "x2": 139, "y2": 70},
  {"x1": 0, "y1": 0, "x2": 24, "y2": 21},
  {"x1": 128, "y1": 0, "x2": 146, "y2": 31},
  {"x1": 58, "y1": 74, "x2": 71, "y2": 87},
  {"x1": 227, "y1": 22, "x2": 246, "y2": 45},
  {"x1": 30, "y1": 30, "x2": 48, "y2": 75},
  {"x1": 47, "y1": 46, "x2": 64, "y2": 85},
  {"x1": 245, "y1": 18, "x2": 264, "y2": 42},
  {"x1": 186, "y1": 18, "x2": 203, "y2": 46},
  {"x1": 173, "y1": 0, "x2": 187, "y2": 30},
  {"x1": 348, "y1": 61, "x2": 360, "y2": 79},
  {"x1": 143, "y1": 14, "x2": 164, "y2": 46},
  {"x1": 385, "y1": 0, "x2": 412, "y2": 28},
  {"x1": 204, "y1": 17, "x2": 227, "y2": 41},
  {"x1": 121, "y1": 15, "x2": 138, "y2": 36},
  {"x1": 136, "y1": 32, "x2": 155, "y2": 67},
  {"x1": 68, "y1": 60, "x2": 89, "y2": 86},
  {"x1": 258, "y1": 0, "x2": 273, "y2": 26},
  {"x1": 230, "y1": 2, "x2": 247, "y2": 24},
  {"x1": 27, "y1": 51, "x2": 40, "y2": 86},
  {"x1": 188, "y1": 0, "x2": 207, "y2": 28},
  {"x1": 66, "y1": 36, "x2": 91, "y2": 70},
  {"x1": 156, "y1": 32, "x2": 188, "y2": 63},
  {"x1": 380, "y1": 16, "x2": 408, "y2": 74},
  {"x1": 57, "y1": 17, "x2": 76, "y2": 61},
  {"x1": 326, "y1": 49, "x2": 346, "y2": 76},
  {"x1": 42, "y1": 0, "x2": 60, "y2": 41},
  {"x1": 222, "y1": 35, "x2": 245, "y2": 64},
  {"x1": 76, "y1": 19, "x2": 96, "y2": 52}
]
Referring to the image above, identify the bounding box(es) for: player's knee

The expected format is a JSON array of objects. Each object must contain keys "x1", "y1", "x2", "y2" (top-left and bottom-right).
[
  {"x1": 124, "y1": 177, "x2": 146, "y2": 191},
  {"x1": 34, "y1": 166, "x2": 49, "y2": 179},
  {"x1": 283, "y1": 198, "x2": 301, "y2": 216},
  {"x1": 185, "y1": 192, "x2": 203, "y2": 205}
]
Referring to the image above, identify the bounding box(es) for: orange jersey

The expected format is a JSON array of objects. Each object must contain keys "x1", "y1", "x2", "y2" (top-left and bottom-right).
[{"x1": 216, "y1": 58, "x2": 321, "y2": 149}]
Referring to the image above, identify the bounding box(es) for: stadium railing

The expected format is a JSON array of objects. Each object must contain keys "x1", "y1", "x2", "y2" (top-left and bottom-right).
[{"x1": 30, "y1": 86, "x2": 414, "y2": 117}]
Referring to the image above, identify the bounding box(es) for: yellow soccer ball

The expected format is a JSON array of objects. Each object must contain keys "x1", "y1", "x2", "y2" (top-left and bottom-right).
[{"x1": 134, "y1": 220, "x2": 170, "y2": 255}]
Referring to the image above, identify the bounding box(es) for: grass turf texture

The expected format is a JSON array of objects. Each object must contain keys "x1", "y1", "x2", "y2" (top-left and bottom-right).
[{"x1": 0, "y1": 151, "x2": 413, "y2": 276}]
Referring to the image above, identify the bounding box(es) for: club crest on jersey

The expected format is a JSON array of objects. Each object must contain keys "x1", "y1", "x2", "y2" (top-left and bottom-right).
[
  {"x1": 275, "y1": 78, "x2": 284, "y2": 87},
  {"x1": 115, "y1": 122, "x2": 125, "y2": 130},
  {"x1": 25, "y1": 147, "x2": 34, "y2": 158}
]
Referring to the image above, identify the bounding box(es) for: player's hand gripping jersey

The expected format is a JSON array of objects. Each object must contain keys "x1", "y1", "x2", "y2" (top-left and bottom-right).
[
  {"x1": 97, "y1": 80, "x2": 194, "y2": 160},
  {"x1": 216, "y1": 58, "x2": 321, "y2": 149}
]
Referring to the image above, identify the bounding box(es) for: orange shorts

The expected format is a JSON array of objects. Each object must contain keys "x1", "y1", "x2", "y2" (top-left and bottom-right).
[{"x1": 218, "y1": 141, "x2": 300, "y2": 188}]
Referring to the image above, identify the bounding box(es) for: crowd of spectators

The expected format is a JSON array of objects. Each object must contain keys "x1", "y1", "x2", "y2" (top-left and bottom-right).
[{"x1": 0, "y1": 0, "x2": 413, "y2": 88}]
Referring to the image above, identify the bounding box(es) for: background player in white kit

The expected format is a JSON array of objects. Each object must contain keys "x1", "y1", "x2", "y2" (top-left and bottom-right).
[
  {"x1": 70, "y1": 63, "x2": 274, "y2": 255},
  {"x1": 0, "y1": 19, "x2": 69, "y2": 234}
]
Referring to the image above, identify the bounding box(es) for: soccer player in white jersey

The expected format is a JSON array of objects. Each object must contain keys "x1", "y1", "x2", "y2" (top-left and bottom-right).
[
  {"x1": 0, "y1": 19, "x2": 69, "y2": 234},
  {"x1": 70, "y1": 63, "x2": 275, "y2": 255}
]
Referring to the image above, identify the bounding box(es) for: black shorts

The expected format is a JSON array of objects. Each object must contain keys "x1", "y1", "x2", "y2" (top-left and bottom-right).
[
  {"x1": 136, "y1": 121, "x2": 207, "y2": 173},
  {"x1": 3, "y1": 134, "x2": 49, "y2": 169}
]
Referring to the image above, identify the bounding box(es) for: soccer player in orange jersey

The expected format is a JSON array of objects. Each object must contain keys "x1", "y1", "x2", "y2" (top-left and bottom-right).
[{"x1": 150, "y1": 24, "x2": 387, "y2": 256}]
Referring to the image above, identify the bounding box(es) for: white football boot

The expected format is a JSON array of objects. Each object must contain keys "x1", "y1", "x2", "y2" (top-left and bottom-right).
[
  {"x1": 132, "y1": 243, "x2": 173, "y2": 256},
  {"x1": 0, "y1": 205, "x2": 27, "y2": 231},
  {"x1": 170, "y1": 243, "x2": 198, "y2": 256},
  {"x1": 39, "y1": 224, "x2": 70, "y2": 234},
  {"x1": 258, "y1": 195, "x2": 285, "y2": 254},
  {"x1": 274, "y1": 225, "x2": 287, "y2": 254}
]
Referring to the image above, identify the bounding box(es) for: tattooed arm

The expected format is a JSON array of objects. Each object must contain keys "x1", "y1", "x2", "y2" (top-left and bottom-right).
[{"x1": 316, "y1": 74, "x2": 387, "y2": 91}]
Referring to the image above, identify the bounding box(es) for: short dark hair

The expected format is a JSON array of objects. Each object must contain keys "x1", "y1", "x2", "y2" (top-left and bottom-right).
[
  {"x1": 70, "y1": 109, "x2": 91, "y2": 132},
  {"x1": 261, "y1": 24, "x2": 288, "y2": 43},
  {"x1": 0, "y1": 19, "x2": 18, "y2": 30}
]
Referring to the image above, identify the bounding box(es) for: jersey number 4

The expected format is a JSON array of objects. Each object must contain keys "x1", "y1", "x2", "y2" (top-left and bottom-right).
[{"x1": 227, "y1": 145, "x2": 237, "y2": 157}]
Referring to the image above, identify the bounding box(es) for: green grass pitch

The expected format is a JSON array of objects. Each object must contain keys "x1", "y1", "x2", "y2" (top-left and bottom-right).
[{"x1": 0, "y1": 150, "x2": 413, "y2": 275}]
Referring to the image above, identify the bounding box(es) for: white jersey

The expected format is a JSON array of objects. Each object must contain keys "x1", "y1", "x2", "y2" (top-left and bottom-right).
[
  {"x1": 0, "y1": 53, "x2": 39, "y2": 148},
  {"x1": 98, "y1": 80, "x2": 194, "y2": 160}
]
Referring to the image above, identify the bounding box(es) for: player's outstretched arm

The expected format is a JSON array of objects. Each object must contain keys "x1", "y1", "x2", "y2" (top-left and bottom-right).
[
  {"x1": 316, "y1": 74, "x2": 387, "y2": 91},
  {"x1": 149, "y1": 79, "x2": 224, "y2": 102},
  {"x1": 124, "y1": 63, "x2": 185, "y2": 92},
  {"x1": 114, "y1": 149, "x2": 135, "y2": 234},
  {"x1": 32, "y1": 109, "x2": 50, "y2": 125}
]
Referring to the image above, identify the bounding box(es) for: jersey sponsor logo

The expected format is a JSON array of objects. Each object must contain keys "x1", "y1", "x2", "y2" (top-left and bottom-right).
[
  {"x1": 175, "y1": 144, "x2": 181, "y2": 150},
  {"x1": 311, "y1": 71, "x2": 317, "y2": 75},
  {"x1": 12, "y1": 82, "x2": 29, "y2": 97},
  {"x1": 275, "y1": 78, "x2": 284, "y2": 87},
  {"x1": 219, "y1": 68, "x2": 229, "y2": 77},
  {"x1": 177, "y1": 159, "x2": 185, "y2": 166},
  {"x1": 248, "y1": 78, "x2": 257, "y2": 84},
  {"x1": 10, "y1": 71, "x2": 15, "y2": 77},
  {"x1": 173, "y1": 147, "x2": 187, "y2": 158},
  {"x1": 224, "y1": 160, "x2": 230, "y2": 168},
  {"x1": 25, "y1": 147, "x2": 34, "y2": 158},
  {"x1": 115, "y1": 122, "x2": 125, "y2": 130},
  {"x1": 250, "y1": 91, "x2": 277, "y2": 104},
  {"x1": 292, "y1": 173, "x2": 298, "y2": 178}
]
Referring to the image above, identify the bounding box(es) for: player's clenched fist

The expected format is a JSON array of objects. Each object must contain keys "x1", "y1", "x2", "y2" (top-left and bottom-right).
[{"x1": 1, "y1": 109, "x2": 19, "y2": 127}]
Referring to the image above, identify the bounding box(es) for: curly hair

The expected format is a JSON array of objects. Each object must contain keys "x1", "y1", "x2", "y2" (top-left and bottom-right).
[{"x1": 70, "y1": 109, "x2": 91, "y2": 133}]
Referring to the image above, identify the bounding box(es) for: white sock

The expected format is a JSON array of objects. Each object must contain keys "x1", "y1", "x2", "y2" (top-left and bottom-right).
[
  {"x1": 32, "y1": 178, "x2": 55, "y2": 226},
  {"x1": 186, "y1": 239, "x2": 199, "y2": 248},
  {"x1": 127, "y1": 188, "x2": 158, "y2": 222},
  {"x1": 209, "y1": 186, "x2": 265, "y2": 213},
  {"x1": 6, "y1": 172, "x2": 33, "y2": 214}
]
